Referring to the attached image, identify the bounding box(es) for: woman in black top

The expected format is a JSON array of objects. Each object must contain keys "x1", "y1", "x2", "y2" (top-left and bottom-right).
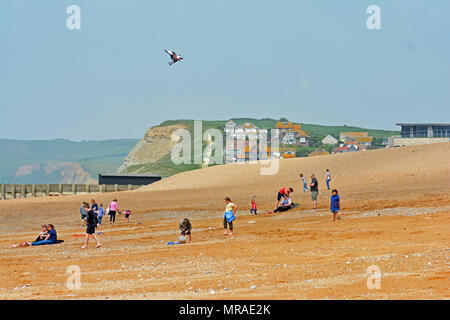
[{"x1": 82, "y1": 204, "x2": 102, "y2": 249}]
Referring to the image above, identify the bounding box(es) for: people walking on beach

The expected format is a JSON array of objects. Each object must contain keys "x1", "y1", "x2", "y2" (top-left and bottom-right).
[
  {"x1": 223, "y1": 197, "x2": 237, "y2": 236},
  {"x1": 275, "y1": 187, "x2": 294, "y2": 209},
  {"x1": 325, "y1": 169, "x2": 331, "y2": 190},
  {"x1": 250, "y1": 199, "x2": 258, "y2": 215},
  {"x1": 97, "y1": 204, "x2": 105, "y2": 225},
  {"x1": 179, "y1": 218, "x2": 192, "y2": 243},
  {"x1": 299, "y1": 173, "x2": 310, "y2": 192},
  {"x1": 82, "y1": 203, "x2": 102, "y2": 249},
  {"x1": 330, "y1": 189, "x2": 340, "y2": 221},
  {"x1": 80, "y1": 202, "x2": 87, "y2": 226},
  {"x1": 90, "y1": 199, "x2": 98, "y2": 212},
  {"x1": 310, "y1": 174, "x2": 319, "y2": 209},
  {"x1": 108, "y1": 199, "x2": 118, "y2": 224}
]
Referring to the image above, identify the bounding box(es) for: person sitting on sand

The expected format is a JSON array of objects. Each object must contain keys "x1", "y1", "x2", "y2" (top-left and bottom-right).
[
  {"x1": 273, "y1": 194, "x2": 293, "y2": 213},
  {"x1": 82, "y1": 204, "x2": 102, "y2": 249},
  {"x1": 25, "y1": 224, "x2": 58, "y2": 246},
  {"x1": 35, "y1": 224, "x2": 48, "y2": 242},
  {"x1": 275, "y1": 187, "x2": 293, "y2": 211},
  {"x1": 179, "y1": 218, "x2": 192, "y2": 243},
  {"x1": 223, "y1": 197, "x2": 237, "y2": 236}
]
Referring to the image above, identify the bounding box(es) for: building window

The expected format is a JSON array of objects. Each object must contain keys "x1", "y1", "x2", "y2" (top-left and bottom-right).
[
  {"x1": 401, "y1": 126, "x2": 411, "y2": 138},
  {"x1": 433, "y1": 126, "x2": 450, "y2": 138},
  {"x1": 413, "y1": 126, "x2": 428, "y2": 137}
]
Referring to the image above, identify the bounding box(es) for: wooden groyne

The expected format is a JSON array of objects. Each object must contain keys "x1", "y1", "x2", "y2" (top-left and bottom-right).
[{"x1": 0, "y1": 183, "x2": 141, "y2": 200}]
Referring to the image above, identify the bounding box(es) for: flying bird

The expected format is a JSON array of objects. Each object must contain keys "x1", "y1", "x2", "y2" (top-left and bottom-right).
[{"x1": 164, "y1": 50, "x2": 183, "y2": 65}]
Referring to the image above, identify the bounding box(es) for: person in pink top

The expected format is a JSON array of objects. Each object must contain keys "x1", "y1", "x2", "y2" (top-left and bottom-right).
[{"x1": 108, "y1": 199, "x2": 118, "y2": 224}]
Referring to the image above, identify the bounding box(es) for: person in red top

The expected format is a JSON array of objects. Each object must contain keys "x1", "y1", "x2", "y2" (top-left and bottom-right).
[
  {"x1": 250, "y1": 199, "x2": 258, "y2": 215},
  {"x1": 275, "y1": 187, "x2": 293, "y2": 209}
]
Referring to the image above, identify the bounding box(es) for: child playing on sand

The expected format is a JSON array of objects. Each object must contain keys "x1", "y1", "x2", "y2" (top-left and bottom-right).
[
  {"x1": 97, "y1": 204, "x2": 105, "y2": 225},
  {"x1": 223, "y1": 197, "x2": 237, "y2": 236},
  {"x1": 179, "y1": 218, "x2": 192, "y2": 243},
  {"x1": 123, "y1": 209, "x2": 131, "y2": 223},
  {"x1": 299, "y1": 173, "x2": 309, "y2": 192},
  {"x1": 250, "y1": 199, "x2": 257, "y2": 215},
  {"x1": 330, "y1": 189, "x2": 340, "y2": 221}
]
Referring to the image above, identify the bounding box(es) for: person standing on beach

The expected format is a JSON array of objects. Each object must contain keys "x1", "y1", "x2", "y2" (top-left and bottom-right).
[
  {"x1": 310, "y1": 174, "x2": 319, "y2": 209},
  {"x1": 82, "y1": 204, "x2": 102, "y2": 249},
  {"x1": 80, "y1": 202, "x2": 87, "y2": 226},
  {"x1": 250, "y1": 199, "x2": 257, "y2": 215},
  {"x1": 223, "y1": 197, "x2": 237, "y2": 236},
  {"x1": 108, "y1": 199, "x2": 118, "y2": 224},
  {"x1": 299, "y1": 173, "x2": 309, "y2": 192},
  {"x1": 97, "y1": 204, "x2": 105, "y2": 225},
  {"x1": 90, "y1": 199, "x2": 98, "y2": 212},
  {"x1": 325, "y1": 169, "x2": 331, "y2": 190},
  {"x1": 330, "y1": 189, "x2": 340, "y2": 221}
]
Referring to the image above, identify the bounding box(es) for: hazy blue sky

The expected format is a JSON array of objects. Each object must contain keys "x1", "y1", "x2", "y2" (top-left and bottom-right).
[{"x1": 1, "y1": 0, "x2": 449, "y2": 140}]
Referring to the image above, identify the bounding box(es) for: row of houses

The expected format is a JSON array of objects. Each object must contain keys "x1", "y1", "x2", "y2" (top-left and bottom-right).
[
  {"x1": 224, "y1": 120, "x2": 308, "y2": 162},
  {"x1": 223, "y1": 120, "x2": 378, "y2": 161}
]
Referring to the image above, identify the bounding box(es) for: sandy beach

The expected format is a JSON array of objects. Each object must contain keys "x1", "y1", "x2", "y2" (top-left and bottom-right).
[{"x1": 0, "y1": 143, "x2": 449, "y2": 299}]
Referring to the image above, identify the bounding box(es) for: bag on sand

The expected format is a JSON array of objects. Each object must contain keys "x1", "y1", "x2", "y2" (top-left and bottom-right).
[
  {"x1": 224, "y1": 211, "x2": 236, "y2": 223},
  {"x1": 106, "y1": 207, "x2": 110, "y2": 215}
]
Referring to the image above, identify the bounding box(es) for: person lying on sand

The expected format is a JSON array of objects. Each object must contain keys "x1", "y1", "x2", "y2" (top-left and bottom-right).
[
  {"x1": 24, "y1": 224, "x2": 58, "y2": 246},
  {"x1": 179, "y1": 218, "x2": 192, "y2": 243},
  {"x1": 82, "y1": 203, "x2": 102, "y2": 249}
]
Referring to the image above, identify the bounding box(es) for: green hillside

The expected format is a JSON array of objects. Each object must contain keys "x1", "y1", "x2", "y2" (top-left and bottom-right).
[
  {"x1": 125, "y1": 118, "x2": 399, "y2": 176},
  {"x1": 0, "y1": 138, "x2": 139, "y2": 182}
]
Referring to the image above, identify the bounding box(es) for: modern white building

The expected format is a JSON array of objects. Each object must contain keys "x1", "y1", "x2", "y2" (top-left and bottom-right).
[{"x1": 391, "y1": 123, "x2": 450, "y2": 147}]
